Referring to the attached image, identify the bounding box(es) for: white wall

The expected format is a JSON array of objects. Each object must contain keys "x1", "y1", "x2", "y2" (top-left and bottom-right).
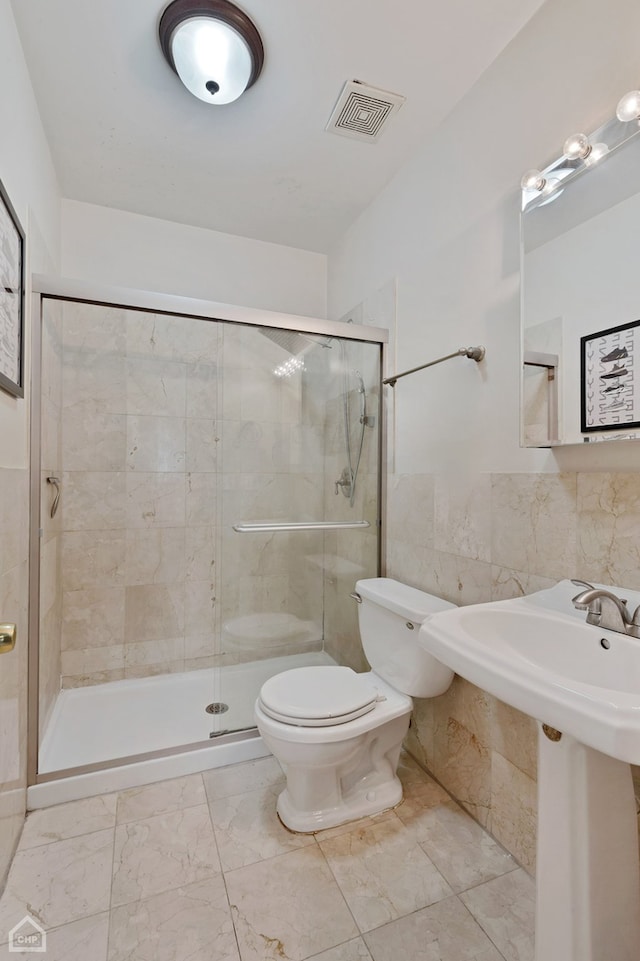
[
  {"x1": 62, "y1": 200, "x2": 327, "y2": 319},
  {"x1": 327, "y1": 0, "x2": 640, "y2": 476},
  {"x1": 0, "y1": 0, "x2": 60, "y2": 468}
]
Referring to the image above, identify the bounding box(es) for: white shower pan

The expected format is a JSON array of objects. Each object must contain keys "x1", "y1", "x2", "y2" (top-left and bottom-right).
[{"x1": 30, "y1": 650, "x2": 334, "y2": 809}]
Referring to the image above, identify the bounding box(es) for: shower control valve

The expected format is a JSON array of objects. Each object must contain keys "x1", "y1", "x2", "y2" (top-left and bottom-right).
[{"x1": 334, "y1": 467, "x2": 353, "y2": 497}]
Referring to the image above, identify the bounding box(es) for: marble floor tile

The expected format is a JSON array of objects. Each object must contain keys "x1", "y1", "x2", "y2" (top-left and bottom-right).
[
  {"x1": 395, "y1": 754, "x2": 450, "y2": 805},
  {"x1": 306, "y1": 938, "x2": 373, "y2": 961},
  {"x1": 311, "y1": 810, "x2": 396, "y2": 844},
  {"x1": 395, "y1": 797, "x2": 516, "y2": 892},
  {"x1": 18, "y1": 795, "x2": 117, "y2": 849},
  {"x1": 108, "y1": 876, "x2": 239, "y2": 961},
  {"x1": 116, "y1": 774, "x2": 206, "y2": 823},
  {"x1": 202, "y1": 756, "x2": 285, "y2": 802},
  {"x1": 111, "y1": 804, "x2": 219, "y2": 907},
  {"x1": 363, "y1": 895, "x2": 504, "y2": 961},
  {"x1": 0, "y1": 913, "x2": 109, "y2": 961},
  {"x1": 0, "y1": 754, "x2": 536, "y2": 961},
  {"x1": 0, "y1": 830, "x2": 114, "y2": 931},
  {"x1": 226, "y1": 846, "x2": 359, "y2": 961},
  {"x1": 460, "y1": 869, "x2": 535, "y2": 961},
  {"x1": 208, "y1": 787, "x2": 316, "y2": 871},
  {"x1": 318, "y1": 815, "x2": 453, "y2": 933}
]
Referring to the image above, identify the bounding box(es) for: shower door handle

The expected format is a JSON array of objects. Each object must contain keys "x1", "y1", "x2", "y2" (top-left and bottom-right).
[{"x1": 46, "y1": 476, "x2": 61, "y2": 519}]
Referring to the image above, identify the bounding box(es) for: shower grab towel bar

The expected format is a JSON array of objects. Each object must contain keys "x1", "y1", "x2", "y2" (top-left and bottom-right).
[
  {"x1": 383, "y1": 345, "x2": 485, "y2": 387},
  {"x1": 233, "y1": 520, "x2": 370, "y2": 533}
]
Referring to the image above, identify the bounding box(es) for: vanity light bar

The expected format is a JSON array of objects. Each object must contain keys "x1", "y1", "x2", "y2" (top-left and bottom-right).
[{"x1": 521, "y1": 86, "x2": 640, "y2": 202}]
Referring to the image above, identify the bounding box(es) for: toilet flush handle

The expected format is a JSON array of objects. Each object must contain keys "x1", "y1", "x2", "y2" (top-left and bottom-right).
[{"x1": 349, "y1": 591, "x2": 362, "y2": 603}]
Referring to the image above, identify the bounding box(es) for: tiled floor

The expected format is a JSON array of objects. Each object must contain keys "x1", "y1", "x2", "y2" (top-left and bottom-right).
[{"x1": 0, "y1": 754, "x2": 535, "y2": 960}]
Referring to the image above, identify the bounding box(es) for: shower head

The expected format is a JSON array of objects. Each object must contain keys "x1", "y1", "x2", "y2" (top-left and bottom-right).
[{"x1": 259, "y1": 328, "x2": 332, "y2": 357}]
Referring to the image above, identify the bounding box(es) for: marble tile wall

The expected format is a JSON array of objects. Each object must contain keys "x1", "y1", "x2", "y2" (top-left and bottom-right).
[
  {"x1": 58, "y1": 303, "x2": 220, "y2": 686},
  {"x1": 55, "y1": 306, "x2": 355, "y2": 686},
  {"x1": 216, "y1": 324, "x2": 325, "y2": 666},
  {"x1": 215, "y1": 325, "x2": 381, "y2": 670},
  {"x1": 386, "y1": 469, "x2": 640, "y2": 872},
  {"x1": 0, "y1": 467, "x2": 30, "y2": 886}
]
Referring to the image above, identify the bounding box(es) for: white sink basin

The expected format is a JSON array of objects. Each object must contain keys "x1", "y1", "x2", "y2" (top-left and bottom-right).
[
  {"x1": 419, "y1": 578, "x2": 640, "y2": 961},
  {"x1": 419, "y1": 579, "x2": 640, "y2": 764}
]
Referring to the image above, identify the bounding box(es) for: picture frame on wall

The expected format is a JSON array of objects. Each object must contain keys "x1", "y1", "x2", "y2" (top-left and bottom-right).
[
  {"x1": 0, "y1": 176, "x2": 25, "y2": 398},
  {"x1": 581, "y1": 319, "x2": 640, "y2": 433}
]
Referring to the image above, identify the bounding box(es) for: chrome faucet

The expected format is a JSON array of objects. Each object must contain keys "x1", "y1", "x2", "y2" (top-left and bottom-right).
[{"x1": 572, "y1": 585, "x2": 640, "y2": 638}]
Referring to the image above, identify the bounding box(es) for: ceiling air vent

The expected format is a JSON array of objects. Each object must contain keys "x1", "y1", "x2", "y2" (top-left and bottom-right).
[{"x1": 326, "y1": 80, "x2": 405, "y2": 143}]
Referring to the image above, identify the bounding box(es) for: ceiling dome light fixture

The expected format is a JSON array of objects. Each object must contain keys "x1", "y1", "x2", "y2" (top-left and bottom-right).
[{"x1": 159, "y1": 0, "x2": 264, "y2": 105}]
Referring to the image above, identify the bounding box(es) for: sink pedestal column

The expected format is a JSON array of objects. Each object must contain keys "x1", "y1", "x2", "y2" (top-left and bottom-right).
[{"x1": 536, "y1": 725, "x2": 640, "y2": 961}]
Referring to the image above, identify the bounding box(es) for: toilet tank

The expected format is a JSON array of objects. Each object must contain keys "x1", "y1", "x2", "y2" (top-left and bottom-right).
[{"x1": 355, "y1": 577, "x2": 456, "y2": 697}]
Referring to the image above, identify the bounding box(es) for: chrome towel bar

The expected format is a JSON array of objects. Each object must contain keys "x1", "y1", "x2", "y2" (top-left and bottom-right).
[{"x1": 233, "y1": 520, "x2": 370, "y2": 533}]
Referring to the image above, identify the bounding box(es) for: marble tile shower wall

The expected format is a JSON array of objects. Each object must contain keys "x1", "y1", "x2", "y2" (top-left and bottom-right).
[
  {"x1": 0, "y1": 467, "x2": 29, "y2": 884},
  {"x1": 218, "y1": 325, "x2": 324, "y2": 651},
  {"x1": 322, "y1": 284, "x2": 394, "y2": 671},
  {"x1": 387, "y1": 470, "x2": 640, "y2": 872},
  {"x1": 56, "y1": 305, "x2": 330, "y2": 688},
  {"x1": 59, "y1": 302, "x2": 221, "y2": 687},
  {"x1": 322, "y1": 379, "x2": 380, "y2": 673}
]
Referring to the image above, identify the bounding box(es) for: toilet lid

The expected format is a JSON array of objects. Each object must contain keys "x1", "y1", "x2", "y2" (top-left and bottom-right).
[{"x1": 258, "y1": 666, "x2": 379, "y2": 727}]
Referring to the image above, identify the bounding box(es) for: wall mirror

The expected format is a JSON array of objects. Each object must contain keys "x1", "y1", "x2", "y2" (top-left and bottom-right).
[{"x1": 520, "y1": 97, "x2": 640, "y2": 447}]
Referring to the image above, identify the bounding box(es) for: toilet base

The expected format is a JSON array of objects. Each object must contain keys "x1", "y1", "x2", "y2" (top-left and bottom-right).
[
  {"x1": 255, "y1": 673, "x2": 413, "y2": 834},
  {"x1": 277, "y1": 771, "x2": 403, "y2": 834}
]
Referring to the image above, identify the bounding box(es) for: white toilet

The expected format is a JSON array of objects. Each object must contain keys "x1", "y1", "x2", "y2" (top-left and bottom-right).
[{"x1": 254, "y1": 577, "x2": 457, "y2": 832}]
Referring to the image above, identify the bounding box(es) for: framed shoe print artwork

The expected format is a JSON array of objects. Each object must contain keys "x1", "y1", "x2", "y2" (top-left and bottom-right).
[
  {"x1": 581, "y1": 319, "x2": 640, "y2": 433},
  {"x1": 0, "y1": 175, "x2": 25, "y2": 398}
]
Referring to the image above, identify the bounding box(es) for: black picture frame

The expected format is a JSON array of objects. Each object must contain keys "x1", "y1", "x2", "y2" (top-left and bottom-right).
[
  {"x1": 581, "y1": 319, "x2": 640, "y2": 433},
  {"x1": 0, "y1": 176, "x2": 25, "y2": 398}
]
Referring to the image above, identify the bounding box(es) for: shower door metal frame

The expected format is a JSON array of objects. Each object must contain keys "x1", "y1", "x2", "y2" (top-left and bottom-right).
[{"x1": 27, "y1": 275, "x2": 389, "y2": 786}]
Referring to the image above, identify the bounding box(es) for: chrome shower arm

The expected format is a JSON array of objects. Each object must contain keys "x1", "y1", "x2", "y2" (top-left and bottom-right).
[{"x1": 383, "y1": 346, "x2": 485, "y2": 387}]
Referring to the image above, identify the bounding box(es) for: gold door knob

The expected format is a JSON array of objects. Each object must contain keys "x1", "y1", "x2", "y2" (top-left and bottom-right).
[{"x1": 0, "y1": 623, "x2": 16, "y2": 654}]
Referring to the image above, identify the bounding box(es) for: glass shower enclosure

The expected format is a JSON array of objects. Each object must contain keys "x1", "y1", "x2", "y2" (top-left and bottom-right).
[{"x1": 29, "y1": 282, "x2": 386, "y2": 785}]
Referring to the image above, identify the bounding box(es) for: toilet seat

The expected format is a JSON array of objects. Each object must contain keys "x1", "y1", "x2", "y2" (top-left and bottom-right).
[{"x1": 258, "y1": 666, "x2": 379, "y2": 727}]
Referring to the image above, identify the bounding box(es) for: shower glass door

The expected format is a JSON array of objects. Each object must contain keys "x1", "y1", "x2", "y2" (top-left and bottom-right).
[
  {"x1": 211, "y1": 322, "x2": 382, "y2": 735},
  {"x1": 35, "y1": 293, "x2": 383, "y2": 777},
  {"x1": 37, "y1": 299, "x2": 223, "y2": 773}
]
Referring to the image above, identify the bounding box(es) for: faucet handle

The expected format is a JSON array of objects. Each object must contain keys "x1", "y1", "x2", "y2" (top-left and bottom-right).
[{"x1": 571, "y1": 578, "x2": 595, "y2": 591}]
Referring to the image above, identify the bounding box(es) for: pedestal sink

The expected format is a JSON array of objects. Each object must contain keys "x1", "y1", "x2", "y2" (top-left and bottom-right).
[{"x1": 419, "y1": 579, "x2": 640, "y2": 961}]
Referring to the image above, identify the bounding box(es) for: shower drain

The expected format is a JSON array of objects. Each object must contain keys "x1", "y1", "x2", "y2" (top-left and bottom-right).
[{"x1": 205, "y1": 702, "x2": 229, "y2": 715}]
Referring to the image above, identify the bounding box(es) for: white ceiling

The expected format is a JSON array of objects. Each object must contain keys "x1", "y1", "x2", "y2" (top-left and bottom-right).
[{"x1": 11, "y1": 0, "x2": 546, "y2": 253}]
